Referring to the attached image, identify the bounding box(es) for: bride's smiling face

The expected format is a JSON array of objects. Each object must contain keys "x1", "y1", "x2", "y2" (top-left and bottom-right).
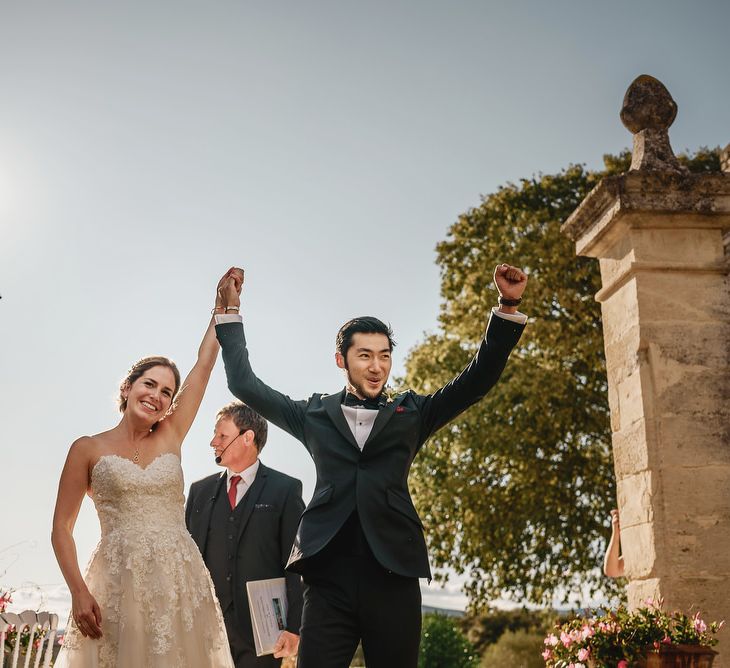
[{"x1": 122, "y1": 366, "x2": 176, "y2": 423}]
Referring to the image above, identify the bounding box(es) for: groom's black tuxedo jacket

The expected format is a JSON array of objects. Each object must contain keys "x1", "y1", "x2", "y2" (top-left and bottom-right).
[
  {"x1": 185, "y1": 463, "x2": 305, "y2": 635},
  {"x1": 216, "y1": 313, "x2": 524, "y2": 579}
]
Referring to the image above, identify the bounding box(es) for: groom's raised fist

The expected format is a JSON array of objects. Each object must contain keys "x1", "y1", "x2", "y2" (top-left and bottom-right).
[{"x1": 493, "y1": 263, "x2": 528, "y2": 300}]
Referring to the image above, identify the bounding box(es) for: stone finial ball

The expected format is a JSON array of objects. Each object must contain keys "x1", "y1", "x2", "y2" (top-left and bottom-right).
[{"x1": 620, "y1": 75, "x2": 678, "y2": 134}]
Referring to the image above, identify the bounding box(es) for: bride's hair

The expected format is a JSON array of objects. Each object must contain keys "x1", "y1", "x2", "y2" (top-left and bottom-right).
[{"x1": 118, "y1": 356, "x2": 181, "y2": 413}]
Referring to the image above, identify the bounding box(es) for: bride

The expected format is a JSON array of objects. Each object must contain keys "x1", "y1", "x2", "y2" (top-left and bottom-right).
[{"x1": 51, "y1": 269, "x2": 241, "y2": 667}]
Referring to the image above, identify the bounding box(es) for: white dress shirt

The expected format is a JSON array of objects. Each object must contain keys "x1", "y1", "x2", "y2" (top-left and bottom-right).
[
  {"x1": 341, "y1": 405, "x2": 379, "y2": 450},
  {"x1": 226, "y1": 459, "x2": 260, "y2": 507}
]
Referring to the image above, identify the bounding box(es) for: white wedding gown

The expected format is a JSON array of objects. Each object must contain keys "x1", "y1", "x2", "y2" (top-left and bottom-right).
[{"x1": 55, "y1": 453, "x2": 234, "y2": 668}]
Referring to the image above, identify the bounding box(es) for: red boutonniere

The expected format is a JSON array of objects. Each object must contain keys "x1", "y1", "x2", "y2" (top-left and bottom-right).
[{"x1": 395, "y1": 406, "x2": 406, "y2": 413}]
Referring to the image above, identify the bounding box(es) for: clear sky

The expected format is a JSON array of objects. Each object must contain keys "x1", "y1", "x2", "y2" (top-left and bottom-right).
[{"x1": 1, "y1": 0, "x2": 728, "y2": 617}]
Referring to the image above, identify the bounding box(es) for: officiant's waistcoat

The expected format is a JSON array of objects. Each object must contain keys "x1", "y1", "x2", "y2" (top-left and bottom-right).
[{"x1": 204, "y1": 489, "x2": 248, "y2": 613}]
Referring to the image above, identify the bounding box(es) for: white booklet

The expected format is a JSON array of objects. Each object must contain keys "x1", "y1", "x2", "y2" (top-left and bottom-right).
[{"x1": 246, "y1": 577, "x2": 288, "y2": 656}]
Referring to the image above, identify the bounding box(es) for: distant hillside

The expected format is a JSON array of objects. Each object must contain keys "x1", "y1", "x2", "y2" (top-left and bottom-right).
[{"x1": 421, "y1": 604, "x2": 464, "y2": 617}]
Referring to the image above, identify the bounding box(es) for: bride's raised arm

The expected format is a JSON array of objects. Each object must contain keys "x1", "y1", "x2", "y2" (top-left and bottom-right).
[{"x1": 160, "y1": 268, "x2": 242, "y2": 446}]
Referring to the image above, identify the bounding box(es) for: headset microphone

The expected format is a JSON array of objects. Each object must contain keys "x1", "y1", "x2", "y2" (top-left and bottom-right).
[{"x1": 215, "y1": 429, "x2": 244, "y2": 465}]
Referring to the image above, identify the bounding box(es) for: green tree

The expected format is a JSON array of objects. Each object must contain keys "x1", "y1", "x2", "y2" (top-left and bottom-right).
[
  {"x1": 480, "y1": 629, "x2": 546, "y2": 668},
  {"x1": 458, "y1": 607, "x2": 555, "y2": 656},
  {"x1": 404, "y1": 148, "x2": 721, "y2": 607},
  {"x1": 419, "y1": 613, "x2": 480, "y2": 668}
]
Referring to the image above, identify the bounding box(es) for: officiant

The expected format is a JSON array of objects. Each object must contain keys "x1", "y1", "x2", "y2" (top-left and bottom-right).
[{"x1": 186, "y1": 401, "x2": 305, "y2": 668}]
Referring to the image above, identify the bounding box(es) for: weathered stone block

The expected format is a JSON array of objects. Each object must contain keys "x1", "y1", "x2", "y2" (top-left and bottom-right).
[
  {"x1": 639, "y1": 322, "x2": 730, "y2": 369},
  {"x1": 621, "y1": 521, "x2": 658, "y2": 578},
  {"x1": 660, "y1": 466, "x2": 730, "y2": 521},
  {"x1": 651, "y1": 365, "x2": 729, "y2": 417},
  {"x1": 617, "y1": 367, "x2": 654, "y2": 430},
  {"x1": 599, "y1": 281, "x2": 640, "y2": 346},
  {"x1": 611, "y1": 418, "x2": 652, "y2": 476},
  {"x1": 608, "y1": 383, "x2": 622, "y2": 432},
  {"x1": 627, "y1": 577, "x2": 662, "y2": 608},
  {"x1": 629, "y1": 227, "x2": 726, "y2": 264},
  {"x1": 664, "y1": 519, "x2": 730, "y2": 575},
  {"x1": 617, "y1": 472, "x2": 656, "y2": 527},
  {"x1": 603, "y1": 327, "x2": 641, "y2": 386},
  {"x1": 657, "y1": 415, "x2": 730, "y2": 468},
  {"x1": 635, "y1": 272, "x2": 730, "y2": 321}
]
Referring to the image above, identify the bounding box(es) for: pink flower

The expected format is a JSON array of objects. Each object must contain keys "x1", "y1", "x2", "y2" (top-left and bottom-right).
[
  {"x1": 578, "y1": 647, "x2": 590, "y2": 661},
  {"x1": 662, "y1": 635, "x2": 672, "y2": 645},
  {"x1": 545, "y1": 633, "x2": 559, "y2": 646},
  {"x1": 617, "y1": 661, "x2": 629, "y2": 668},
  {"x1": 598, "y1": 620, "x2": 617, "y2": 634},
  {"x1": 581, "y1": 624, "x2": 595, "y2": 640},
  {"x1": 560, "y1": 630, "x2": 574, "y2": 647},
  {"x1": 542, "y1": 648, "x2": 553, "y2": 660},
  {"x1": 693, "y1": 612, "x2": 707, "y2": 634}
]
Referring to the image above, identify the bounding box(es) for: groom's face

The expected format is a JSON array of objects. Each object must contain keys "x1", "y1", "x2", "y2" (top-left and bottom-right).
[{"x1": 336, "y1": 332, "x2": 392, "y2": 399}]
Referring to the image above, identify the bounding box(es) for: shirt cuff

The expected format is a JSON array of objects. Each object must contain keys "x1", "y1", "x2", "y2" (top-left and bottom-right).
[
  {"x1": 214, "y1": 314, "x2": 243, "y2": 325},
  {"x1": 491, "y1": 306, "x2": 528, "y2": 325}
]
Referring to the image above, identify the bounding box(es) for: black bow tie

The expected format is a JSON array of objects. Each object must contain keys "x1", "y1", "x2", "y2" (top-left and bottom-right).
[{"x1": 343, "y1": 392, "x2": 384, "y2": 410}]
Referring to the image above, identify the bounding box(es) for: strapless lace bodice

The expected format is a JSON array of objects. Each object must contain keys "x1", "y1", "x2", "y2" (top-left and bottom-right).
[
  {"x1": 55, "y1": 453, "x2": 233, "y2": 668},
  {"x1": 91, "y1": 453, "x2": 187, "y2": 537}
]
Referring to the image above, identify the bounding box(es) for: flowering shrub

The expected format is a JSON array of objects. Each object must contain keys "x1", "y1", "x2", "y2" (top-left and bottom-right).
[
  {"x1": 542, "y1": 600, "x2": 723, "y2": 667},
  {"x1": 1, "y1": 589, "x2": 14, "y2": 656},
  {"x1": 1, "y1": 589, "x2": 49, "y2": 658}
]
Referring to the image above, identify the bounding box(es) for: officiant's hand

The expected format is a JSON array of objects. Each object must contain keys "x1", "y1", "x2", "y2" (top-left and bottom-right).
[{"x1": 273, "y1": 630, "x2": 299, "y2": 658}]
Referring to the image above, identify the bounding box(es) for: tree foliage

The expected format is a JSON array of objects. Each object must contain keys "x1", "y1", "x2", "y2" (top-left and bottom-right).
[
  {"x1": 458, "y1": 607, "x2": 556, "y2": 656},
  {"x1": 419, "y1": 613, "x2": 480, "y2": 668},
  {"x1": 480, "y1": 629, "x2": 546, "y2": 668},
  {"x1": 404, "y1": 148, "x2": 721, "y2": 607}
]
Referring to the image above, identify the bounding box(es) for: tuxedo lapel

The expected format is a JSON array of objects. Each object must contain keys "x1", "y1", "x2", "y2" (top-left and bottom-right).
[
  {"x1": 235, "y1": 463, "x2": 269, "y2": 545},
  {"x1": 362, "y1": 394, "x2": 408, "y2": 449},
  {"x1": 322, "y1": 390, "x2": 360, "y2": 452},
  {"x1": 195, "y1": 473, "x2": 226, "y2": 552}
]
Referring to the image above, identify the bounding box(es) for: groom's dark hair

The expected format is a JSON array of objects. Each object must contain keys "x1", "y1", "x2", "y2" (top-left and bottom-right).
[
  {"x1": 216, "y1": 401, "x2": 268, "y2": 452},
  {"x1": 336, "y1": 316, "x2": 396, "y2": 357}
]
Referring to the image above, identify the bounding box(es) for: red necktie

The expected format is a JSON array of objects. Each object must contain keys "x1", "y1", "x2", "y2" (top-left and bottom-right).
[{"x1": 228, "y1": 475, "x2": 241, "y2": 509}]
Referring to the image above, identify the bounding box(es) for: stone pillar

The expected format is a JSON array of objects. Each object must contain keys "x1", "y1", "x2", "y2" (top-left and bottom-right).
[{"x1": 562, "y1": 76, "x2": 730, "y2": 662}]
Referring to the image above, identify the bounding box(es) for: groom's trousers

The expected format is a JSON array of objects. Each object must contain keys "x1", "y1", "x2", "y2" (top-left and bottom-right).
[{"x1": 296, "y1": 512, "x2": 422, "y2": 668}]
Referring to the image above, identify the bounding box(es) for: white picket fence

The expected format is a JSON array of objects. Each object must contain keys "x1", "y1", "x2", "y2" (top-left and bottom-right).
[{"x1": 0, "y1": 611, "x2": 58, "y2": 668}]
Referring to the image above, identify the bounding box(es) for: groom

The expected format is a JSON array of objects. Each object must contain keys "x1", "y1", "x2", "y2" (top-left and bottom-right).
[{"x1": 214, "y1": 263, "x2": 528, "y2": 668}]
